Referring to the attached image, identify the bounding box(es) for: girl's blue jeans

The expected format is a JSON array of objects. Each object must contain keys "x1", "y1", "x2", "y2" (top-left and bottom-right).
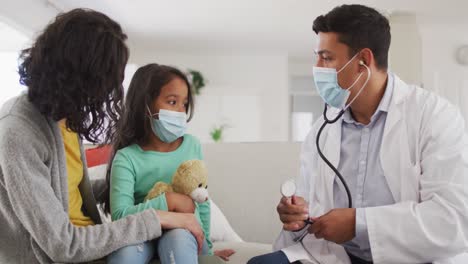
[{"x1": 107, "y1": 228, "x2": 209, "y2": 264}]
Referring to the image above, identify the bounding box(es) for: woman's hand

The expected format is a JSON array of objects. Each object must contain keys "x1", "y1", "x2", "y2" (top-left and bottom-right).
[
  {"x1": 165, "y1": 192, "x2": 196, "y2": 213},
  {"x1": 214, "y1": 249, "x2": 236, "y2": 261},
  {"x1": 156, "y1": 210, "x2": 205, "y2": 254}
]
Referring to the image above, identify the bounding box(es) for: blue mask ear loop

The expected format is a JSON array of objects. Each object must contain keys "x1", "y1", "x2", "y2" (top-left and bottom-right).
[{"x1": 146, "y1": 105, "x2": 160, "y2": 119}]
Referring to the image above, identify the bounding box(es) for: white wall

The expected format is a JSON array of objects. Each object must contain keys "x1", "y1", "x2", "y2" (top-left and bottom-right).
[
  {"x1": 129, "y1": 50, "x2": 290, "y2": 143},
  {"x1": 389, "y1": 13, "x2": 423, "y2": 86},
  {"x1": 0, "y1": 20, "x2": 30, "y2": 107},
  {"x1": 0, "y1": 1, "x2": 55, "y2": 109},
  {"x1": 419, "y1": 20, "x2": 468, "y2": 125},
  {"x1": 386, "y1": 15, "x2": 468, "y2": 128},
  {"x1": 0, "y1": 0, "x2": 57, "y2": 37},
  {"x1": 0, "y1": 52, "x2": 27, "y2": 106}
]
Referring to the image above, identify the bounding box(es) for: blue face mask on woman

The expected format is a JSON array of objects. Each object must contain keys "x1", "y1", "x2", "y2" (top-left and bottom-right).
[
  {"x1": 147, "y1": 107, "x2": 187, "y2": 143},
  {"x1": 312, "y1": 53, "x2": 368, "y2": 109}
]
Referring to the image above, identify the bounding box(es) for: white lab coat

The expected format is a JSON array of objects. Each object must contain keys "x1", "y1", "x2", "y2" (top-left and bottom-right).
[{"x1": 274, "y1": 74, "x2": 468, "y2": 264}]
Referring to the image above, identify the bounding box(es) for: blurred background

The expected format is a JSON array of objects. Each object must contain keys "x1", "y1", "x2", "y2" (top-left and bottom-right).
[{"x1": 1, "y1": 0, "x2": 467, "y2": 143}]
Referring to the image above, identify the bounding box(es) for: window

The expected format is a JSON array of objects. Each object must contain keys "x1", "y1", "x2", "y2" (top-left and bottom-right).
[{"x1": 289, "y1": 75, "x2": 323, "y2": 142}]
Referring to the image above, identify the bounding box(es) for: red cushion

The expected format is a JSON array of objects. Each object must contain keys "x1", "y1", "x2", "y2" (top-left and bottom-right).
[{"x1": 85, "y1": 145, "x2": 112, "y2": 167}]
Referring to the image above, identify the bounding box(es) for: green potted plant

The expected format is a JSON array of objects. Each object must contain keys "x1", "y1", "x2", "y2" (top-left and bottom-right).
[
  {"x1": 187, "y1": 69, "x2": 206, "y2": 95},
  {"x1": 210, "y1": 124, "x2": 229, "y2": 142}
]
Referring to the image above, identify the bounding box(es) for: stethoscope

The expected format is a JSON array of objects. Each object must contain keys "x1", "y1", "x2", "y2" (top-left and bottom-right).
[
  {"x1": 281, "y1": 107, "x2": 351, "y2": 243},
  {"x1": 314, "y1": 59, "x2": 371, "y2": 209},
  {"x1": 281, "y1": 60, "x2": 371, "y2": 243},
  {"x1": 316, "y1": 104, "x2": 352, "y2": 208}
]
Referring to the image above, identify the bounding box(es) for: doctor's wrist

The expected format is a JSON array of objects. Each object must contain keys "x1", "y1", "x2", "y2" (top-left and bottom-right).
[{"x1": 291, "y1": 222, "x2": 309, "y2": 232}]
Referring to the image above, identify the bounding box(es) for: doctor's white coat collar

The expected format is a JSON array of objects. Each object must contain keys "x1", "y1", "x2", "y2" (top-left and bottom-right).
[{"x1": 323, "y1": 72, "x2": 410, "y2": 203}]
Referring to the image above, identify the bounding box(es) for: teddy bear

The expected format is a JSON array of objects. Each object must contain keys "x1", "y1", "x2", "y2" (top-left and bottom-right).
[
  {"x1": 144, "y1": 159, "x2": 209, "y2": 203},
  {"x1": 145, "y1": 159, "x2": 236, "y2": 261}
]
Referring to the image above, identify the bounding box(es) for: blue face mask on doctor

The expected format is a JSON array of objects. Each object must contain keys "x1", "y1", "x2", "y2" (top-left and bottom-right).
[
  {"x1": 312, "y1": 53, "x2": 368, "y2": 109},
  {"x1": 147, "y1": 106, "x2": 187, "y2": 143}
]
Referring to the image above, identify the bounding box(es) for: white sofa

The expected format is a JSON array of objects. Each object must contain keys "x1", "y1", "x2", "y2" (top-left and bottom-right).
[
  {"x1": 88, "y1": 142, "x2": 302, "y2": 263},
  {"x1": 200, "y1": 142, "x2": 301, "y2": 263},
  {"x1": 202, "y1": 142, "x2": 301, "y2": 245},
  {"x1": 90, "y1": 141, "x2": 468, "y2": 263}
]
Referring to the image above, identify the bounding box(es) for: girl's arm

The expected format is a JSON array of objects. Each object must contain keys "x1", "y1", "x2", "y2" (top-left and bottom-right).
[
  {"x1": 110, "y1": 152, "x2": 169, "y2": 220},
  {"x1": 197, "y1": 200, "x2": 213, "y2": 254},
  {"x1": 166, "y1": 191, "x2": 196, "y2": 213},
  {"x1": 194, "y1": 138, "x2": 214, "y2": 254}
]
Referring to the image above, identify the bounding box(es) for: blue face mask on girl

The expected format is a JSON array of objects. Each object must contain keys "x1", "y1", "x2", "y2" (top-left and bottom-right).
[
  {"x1": 147, "y1": 107, "x2": 187, "y2": 143},
  {"x1": 312, "y1": 53, "x2": 369, "y2": 109}
]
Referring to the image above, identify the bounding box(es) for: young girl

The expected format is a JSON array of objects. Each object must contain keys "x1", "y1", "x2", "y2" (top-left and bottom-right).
[{"x1": 106, "y1": 64, "x2": 234, "y2": 263}]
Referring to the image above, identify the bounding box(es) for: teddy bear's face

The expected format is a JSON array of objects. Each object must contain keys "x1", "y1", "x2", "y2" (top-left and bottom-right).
[
  {"x1": 190, "y1": 182, "x2": 209, "y2": 203},
  {"x1": 172, "y1": 160, "x2": 209, "y2": 203}
]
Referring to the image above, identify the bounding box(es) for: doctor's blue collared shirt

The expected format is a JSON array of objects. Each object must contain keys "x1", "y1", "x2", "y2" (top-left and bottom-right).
[{"x1": 334, "y1": 73, "x2": 395, "y2": 261}]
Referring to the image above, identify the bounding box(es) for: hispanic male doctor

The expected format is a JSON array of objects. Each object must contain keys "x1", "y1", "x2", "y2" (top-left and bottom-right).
[{"x1": 249, "y1": 4, "x2": 468, "y2": 264}]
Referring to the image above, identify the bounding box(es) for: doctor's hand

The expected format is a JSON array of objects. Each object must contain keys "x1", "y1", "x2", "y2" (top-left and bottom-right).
[
  {"x1": 308, "y1": 208, "x2": 356, "y2": 244},
  {"x1": 277, "y1": 195, "x2": 309, "y2": 231}
]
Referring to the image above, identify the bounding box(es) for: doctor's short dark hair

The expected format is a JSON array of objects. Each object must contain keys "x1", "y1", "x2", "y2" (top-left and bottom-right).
[
  {"x1": 313, "y1": 4, "x2": 391, "y2": 70},
  {"x1": 18, "y1": 8, "x2": 129, "y2": 144}
]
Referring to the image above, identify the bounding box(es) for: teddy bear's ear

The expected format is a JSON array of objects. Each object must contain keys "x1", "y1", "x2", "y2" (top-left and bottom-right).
[{"x1": 177, "y1": 160, "x2": 194, "y2": 175}]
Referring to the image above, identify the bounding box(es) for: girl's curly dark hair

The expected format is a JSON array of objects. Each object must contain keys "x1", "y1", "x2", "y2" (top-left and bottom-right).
[{"x1": 18, "y1": 8, "x2": 129, "y2": 144}]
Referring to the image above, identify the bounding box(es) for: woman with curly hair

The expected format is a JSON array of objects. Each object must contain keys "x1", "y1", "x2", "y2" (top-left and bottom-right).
[{"x1": 0, "y1": 8, "x2": 204, "y2": 263}]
